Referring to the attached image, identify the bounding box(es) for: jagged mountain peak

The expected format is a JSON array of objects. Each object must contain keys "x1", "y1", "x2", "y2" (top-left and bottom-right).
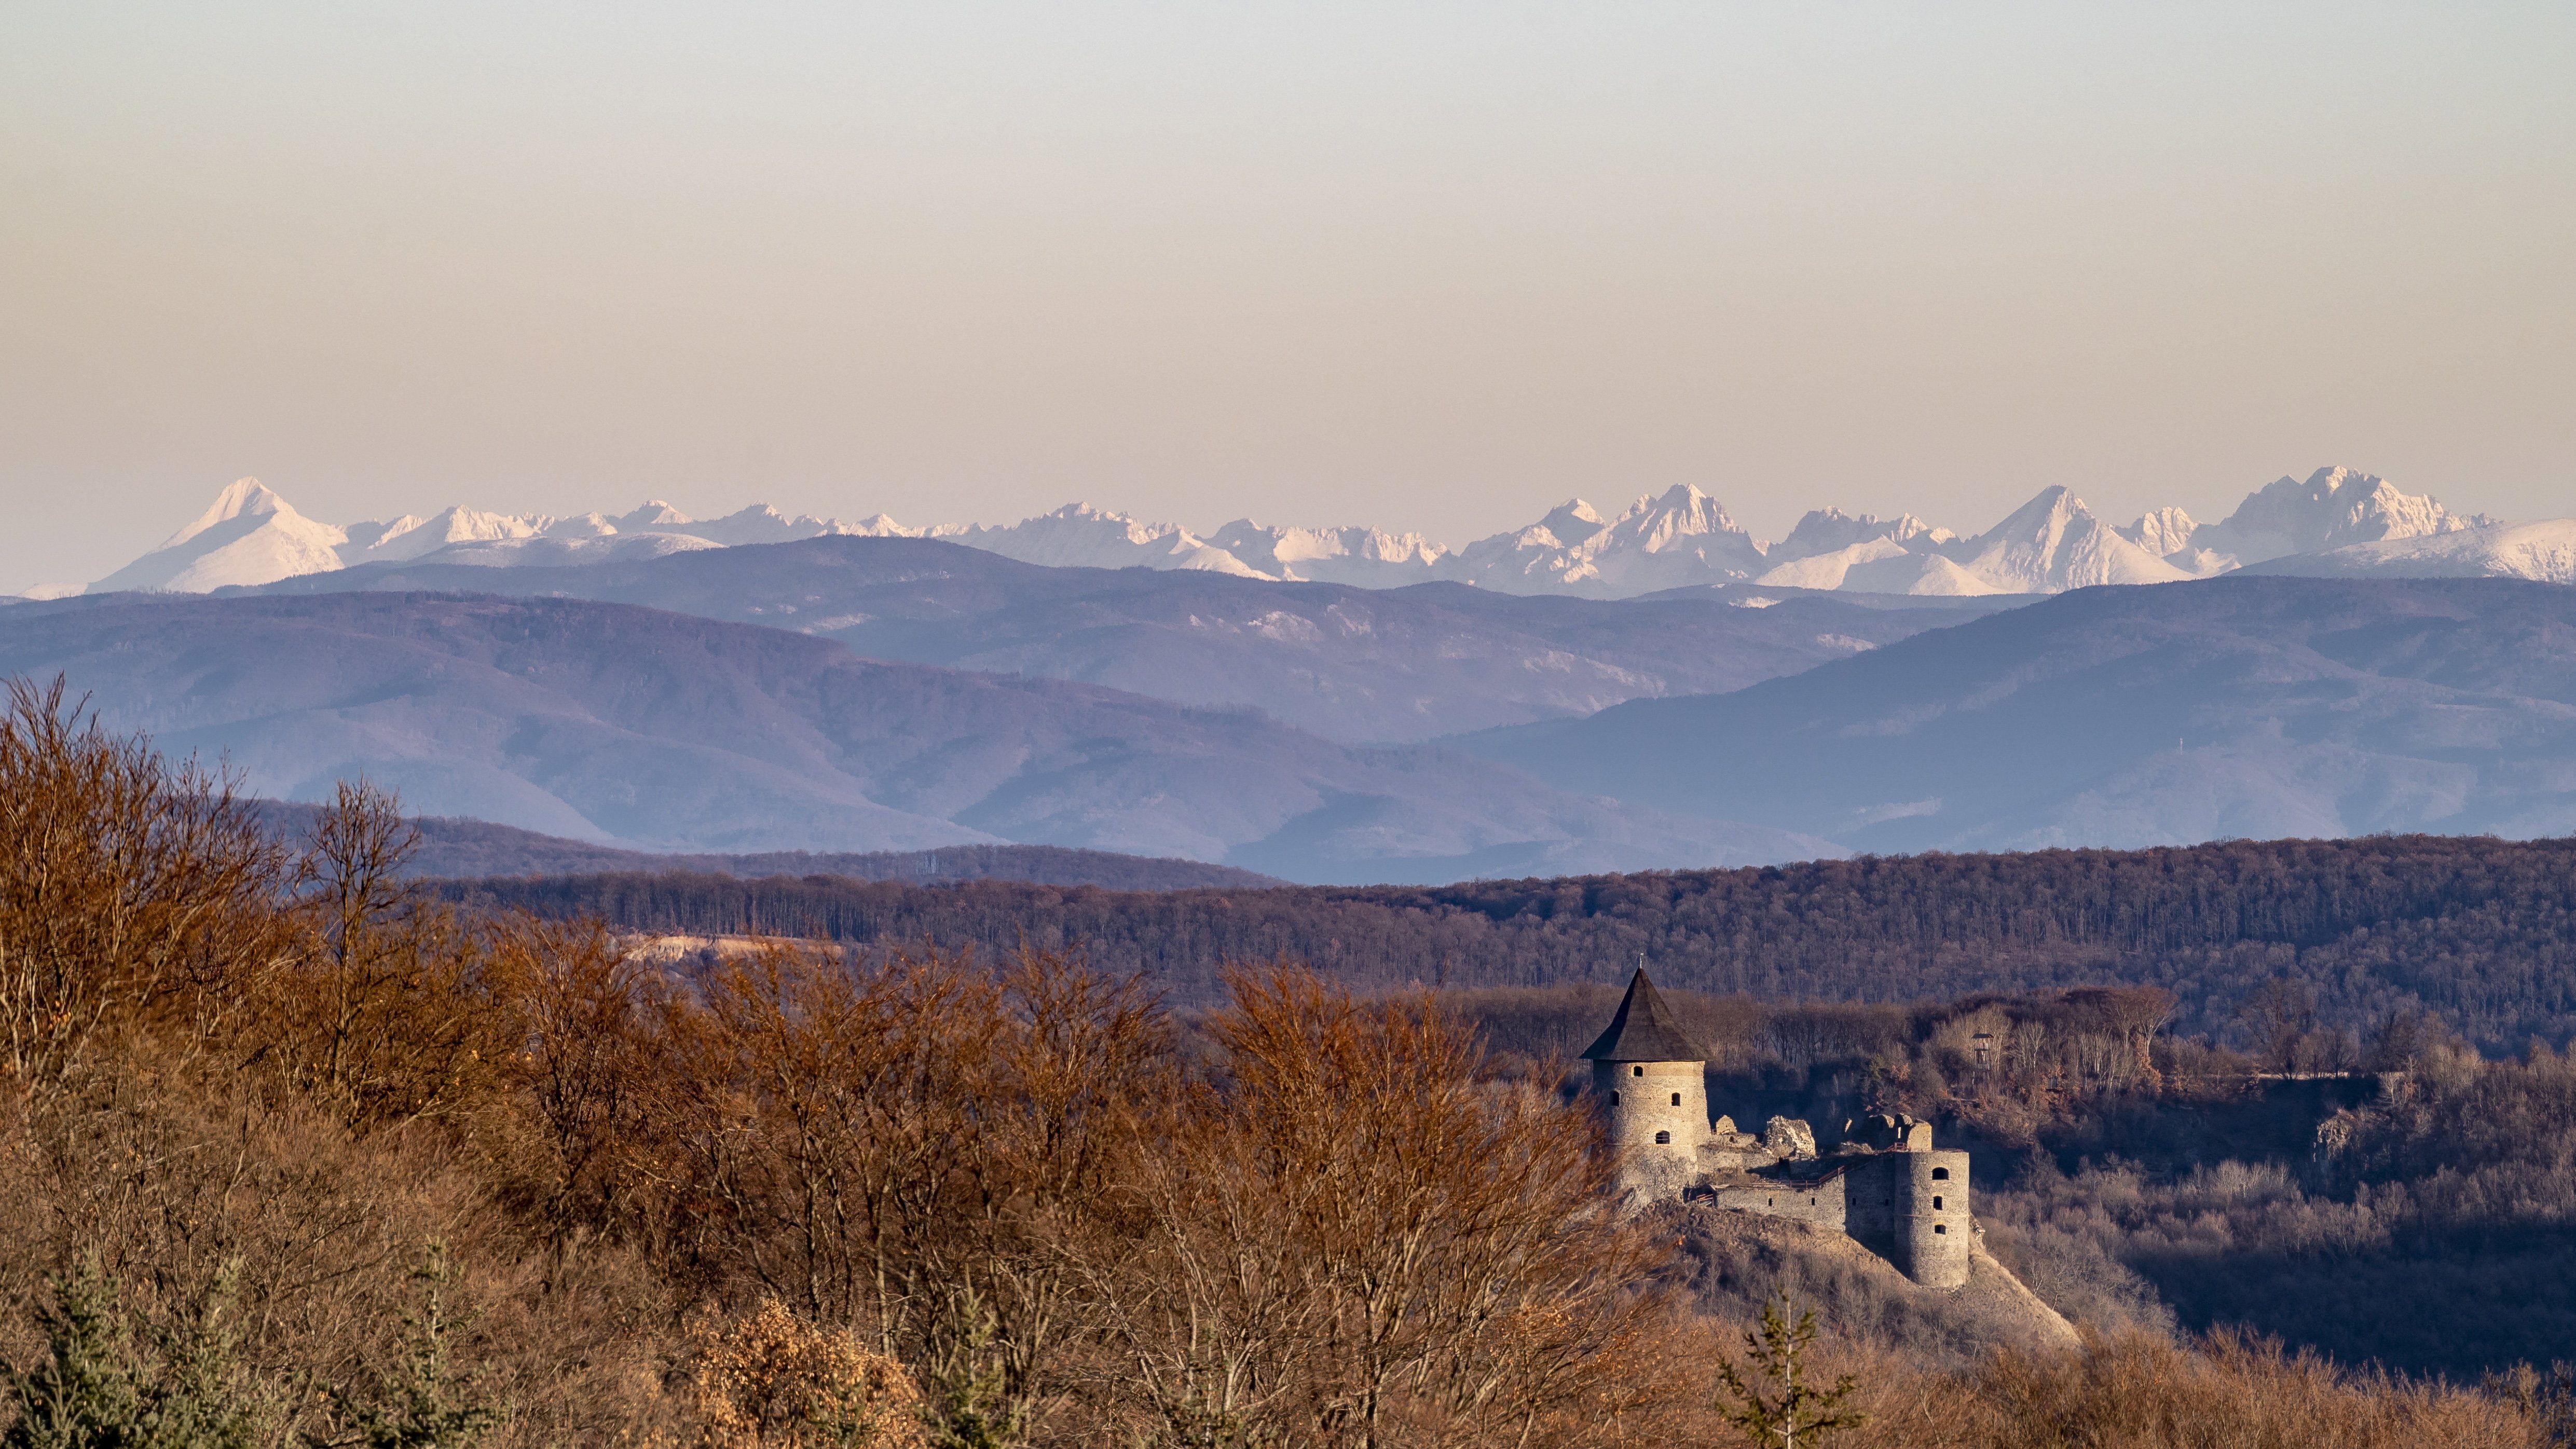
[
  {"x1": 1607, "y1": 484, "x2": 1745, "y2": 545},
  {"x1": 2237, "y1": 466, "x2": 2393, "y2": 525},
  {"x1": 1772, "y1": 506, "x2": 1954, "y2": 565},
  {"x1": 2194, "y1": 464, "x2": 2486, "y2": 565},
  {"x1": 1200, "y1": 518, "x2": 1448, "y2": 583},
  {"x1": 1443, "y1": 489, "x2": 1760, "y2": 596},
  {"x1": 1942, "y1": 486, "x2": 2190, "y2": 592},
  {"x1": 544, "y1": 511, "x2": 620, "y2": 540},
  {"x1": 1992, "y1": 483, "x2": 2082, "y2": 530},
  {"x1": 88, "y1": 477, "x2": 349, "y2": 595},
  {"x1": 616, "y1": 500, "x2": 695, "y2": 531},
  {"x1": 2120, "y1": 505, "x2": 2200, "y2": 556},
  {"x1": 158, "y1": 477, "x2": 300, "y2": 550},
  {"x1": 70, "y1": 465, "x2": 2531, "y2": 601},
  {"x1": 954, "y1": 503, "x2": 1274, "y2": 577},
  {"x1": 1534, "y1": 498, "x2": 1609, "y2": 543}
]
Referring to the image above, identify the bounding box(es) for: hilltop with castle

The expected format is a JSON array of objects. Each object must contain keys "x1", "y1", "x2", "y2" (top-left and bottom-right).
[{"x1": 1583, "y1": 969, "x2": 1975, "y2": 1290}]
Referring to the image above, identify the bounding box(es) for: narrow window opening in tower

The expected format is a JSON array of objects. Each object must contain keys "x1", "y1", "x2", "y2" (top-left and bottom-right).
[
  {"x1": 1669, "y1": 1092, "x2": 1681, "y2": 1106},
  {"x1": 1654, "y1": 1130, "x2": 1671, "y2": 1144},
  {"x1": 1609, "y1": 1091, "x2": 1620, "y2": 1105},
  {"x1": 1934, "y1": 1224, "x2": 1948, "y2": 1235},
  {"x1": 1632, "y1": 1065, "x2": 1644, "y2": 1077},
  {"x1": 1933, "y1": 1196, "x2": 1943, "y2": 1210},
  {"x1": 1931, "y1": 1167, "x2": 1950, "y2": 1180}
]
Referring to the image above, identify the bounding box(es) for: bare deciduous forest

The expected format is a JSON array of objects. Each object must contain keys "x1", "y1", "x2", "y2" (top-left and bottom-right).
[
  {"x1": 5, "y1": 678, "x2": 2574, "y2": 1447},
  {"x1": 1454, "y1": 982, "x2": 2576, "y2": 1379},
  {"x1": 444, "y1": 831, "x2": 2576, "y2": 1048}
]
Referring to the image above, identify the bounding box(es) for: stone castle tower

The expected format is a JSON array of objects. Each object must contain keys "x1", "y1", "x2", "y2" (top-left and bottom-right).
[
  {"x1": 1581, "y1": 967, "x2": 1714, "y2": 1200},
  {"x1": 1582, "y1": 967, "x2": 1971, "y2": 1289}
]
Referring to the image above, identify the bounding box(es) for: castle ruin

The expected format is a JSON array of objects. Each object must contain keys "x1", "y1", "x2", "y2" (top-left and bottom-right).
[{"x1": 1583, "y1": 968, "x2": 1972, "y2": 1289}]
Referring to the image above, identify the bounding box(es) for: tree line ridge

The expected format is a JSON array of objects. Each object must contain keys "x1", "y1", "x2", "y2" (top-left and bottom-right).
[{"x1": 442, "y1": 831, "x2": 2576, "y2": 1049}]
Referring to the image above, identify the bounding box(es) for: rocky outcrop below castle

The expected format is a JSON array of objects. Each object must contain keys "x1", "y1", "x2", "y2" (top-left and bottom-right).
[{"x1": 1666, "y1": 1205, "x2": 2079, "y2": 1363}]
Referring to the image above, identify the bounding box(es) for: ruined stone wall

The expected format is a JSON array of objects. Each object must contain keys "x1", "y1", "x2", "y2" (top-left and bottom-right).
[
  {"x1": 1709, "y1": 1172, "x2": 1846, "y2": 1231},
  {"x1": 1843, "y1": 1154, "x2": 1898, "y2": 1254},
  {"x1": 1666, "y1": 1101, "x2": 1974, "y2": 1288}
]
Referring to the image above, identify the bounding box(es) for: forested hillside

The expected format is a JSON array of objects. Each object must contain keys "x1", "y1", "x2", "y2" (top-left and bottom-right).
[
  {"x1": 1444, "y1": 980, "x2": 2576, "y2": 1379},
  {"x1": 444, "y1": 832, "x2": 2576, "y2": 1046},
  {"x1": 0, "y1": 593, "x2": 1822, "y2": 878},
  {"x1": 1454, "y1": 576, "x2": 2576, "y2": 852},
  {"x1": 7, "y1": 678, "x2": 2571, "y2": 1444},
  {"x1": 250, "y1": 801, "x2": 1286, "y2": 890},
  {"x1": 246, "y1": 532, "x2": 2008, "y2": 742}
]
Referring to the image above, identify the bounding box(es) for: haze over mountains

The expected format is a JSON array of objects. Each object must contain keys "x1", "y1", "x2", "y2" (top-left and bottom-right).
[
  {"x1": 246, "y1": 536, "x2": 2013, "y2": 743},
  {"x1": 47, "y1": 464, "x2": 2542, "y2": 603},
  {"x1": 7, "y1": 463, "x2": 2572, "y2": 885},
  {"x1": 1454, "y1": 576, "x2": 2576, "y2": 854},
  {"x1": 0, "y1": 590, "x2": 1834, "y2": 883}
]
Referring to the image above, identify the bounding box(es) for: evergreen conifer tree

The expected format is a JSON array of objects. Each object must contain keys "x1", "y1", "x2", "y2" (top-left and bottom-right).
[
  {"x1": 1710, "y1": 1295, "x2": 1865, "y2": 1449},
  {"x1": 5, "y1": 1260, "x2": 144, "y2": 1449},
  {"x1": 5, "y1": 1257, "x2": 270, "y2": 1449},
  {"x1": 330, "y1": 1245, "x2": 503, "y2": 1449}
]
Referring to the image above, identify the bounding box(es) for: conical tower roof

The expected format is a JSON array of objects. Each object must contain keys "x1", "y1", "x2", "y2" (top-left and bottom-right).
[{"x1": 1580, "y1": 968, "x2": 1705, "y2": 1062}]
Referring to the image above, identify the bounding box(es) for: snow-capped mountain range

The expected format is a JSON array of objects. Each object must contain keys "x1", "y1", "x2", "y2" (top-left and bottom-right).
[{"x1": 44, "y1": 466, "x2": 2546, "y2": 602}]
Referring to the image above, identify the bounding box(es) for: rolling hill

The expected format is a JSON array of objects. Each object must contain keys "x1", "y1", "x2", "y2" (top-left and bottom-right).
[
  {"x1": 1447, "y1": 576, "x2": 2576, "y2": 853},
  {"x1": 238, "y1": 535, "x2": 2014, "y2": 743},
  {"x1": 0, "y1": 591, "x2": 1833, "y2": 883},
  {"x1": 246, "y1": 801, "x2": 1285, "y2": 888}
]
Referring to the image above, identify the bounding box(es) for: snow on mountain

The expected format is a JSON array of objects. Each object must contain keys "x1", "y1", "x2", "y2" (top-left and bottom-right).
[
  {"x1": 79, "y1": 464, "x2": 2529, "y2": 602},
  {"x1": 1763, "y1": 486, "x2": 2185, "y2": 594},
  {"x1": 349, "y1": 505, "x2": 545, "y2": 564},
  {"x1": 1755, "y1": 536, "x2": 1913, "y2": 591},
  {"x1": 1758, "y1": 538, "x2": 2005, "y2": 595},
  {"x1": 542, "y1": 512, "x2": 620, "y2": 540},
  {"x1": 1765, "y1": 507, "x2": 1954, "y2": 565},
  {"x1": 1727, "y1": 469, "x2": 2489, "y2": 597},
  {"x1": 1201, "y1": 520, "x2": 1446, "y2": 586},
  {"x1": 89, "y1": 479, "x2": 353, "y2": 593},
  {"x1": 81, "y1": 488, "x2": 929, "y2": 593},
  {"x1": 1940, "y1": 486, "x2": 2193, "y2": 593},
  {"x1": 846, "y1": 514, "x2": 923, "y2": 539},
  {"x1": 1443, "y1": 500, "x2": 1608, "y2": 592},
  {"x1": 1875, "y1": 552, "x2": 2012, "y2": 595},
  {"x1": 2117, "y1": 505, "x2": 2200, "y2": 559},
  {"x1": 1753, "y1": 508, "x2": 1972, "y2": 593},
  {"x1": 2115, "y1": 506, "x2": 2237, "y2": 579},
  {"x1": 388, "y1": 532, "x2": 727, "y2": 568},
  {"x1": 948, "y1": 504, "x2": 1277, "y2": 577},
  {"x1": 2138, "y1": 466, "x2": 2487, "y2": 569},
  {"x1": 663, "y1": 503, "x2": 852, "y2": 546},
  {"x1": 610, "y1": 500, "x2": 695, "y2": 534},
  {"x1": 2239, "y1": 518, "x2": 2576, "y2": 585},
  {"x1": 1446, "y1": 485, "x2": 1768, "y2": 596},
  {"x1": 1583, "y1": 485, "x2": 1770, "y2": 591}
]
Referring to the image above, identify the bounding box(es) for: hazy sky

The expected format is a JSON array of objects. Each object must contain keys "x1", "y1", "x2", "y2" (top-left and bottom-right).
[{"x1": 5, "y1": 3, "x2": 2572, "y2": 591}]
